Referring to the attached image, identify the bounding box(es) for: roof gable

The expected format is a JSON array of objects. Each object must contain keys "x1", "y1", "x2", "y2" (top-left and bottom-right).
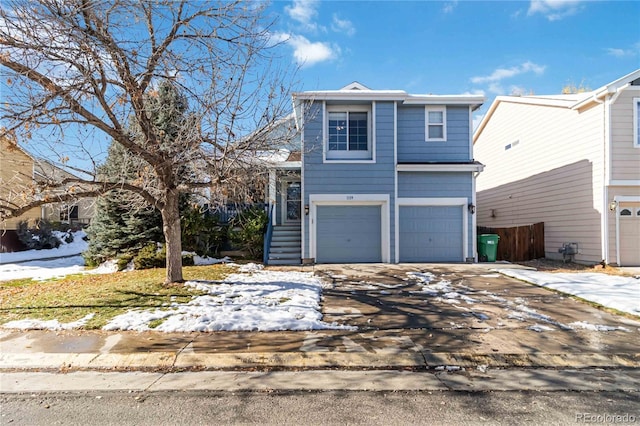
[
  {"x1": 340, "y1": 82, "x2": 371, "y2": 91},
  {"x1": 474, "y1": 69, "x2": 640, "y2": 142}
]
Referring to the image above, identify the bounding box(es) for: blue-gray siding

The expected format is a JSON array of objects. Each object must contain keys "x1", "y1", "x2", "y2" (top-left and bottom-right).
[
  {"x1": 303, "y1": 101, "x2": 396, "y2": 260},
  {"x1": 397, "y1": 105, "x2": 471, "y2": 163},
  {"x1": 316, "y1": 205, "x2": 381, "y2": 263},
  {"x1": 300, "y1": 100, "x2": 476, "y2": 262},
  {"x1": 399, "y1": 206, "x2": 463, "y2": 262}
]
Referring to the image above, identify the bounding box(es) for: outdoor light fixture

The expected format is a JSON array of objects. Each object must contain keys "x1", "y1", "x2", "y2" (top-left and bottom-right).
[
  {"x1": 468, "y1": 203, "x2": 476, "y2": 214},
  {"x1": 608, "y1": 201, "x2": 618, "y2": 211},
  {"x1": 304, "y1": 204, "x2": 309, "y2": 215}
]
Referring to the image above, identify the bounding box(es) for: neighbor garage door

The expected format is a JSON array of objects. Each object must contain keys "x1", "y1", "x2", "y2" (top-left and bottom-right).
[
  {"x1": 399, "y1": 206, "x2": 463, "y2": 262},
  {"x1": 316, "y1": 205, "x2": 382, "y2": 263},
  {"x1": 619, "y1": 203, "x2": 640, "y2": 266}
]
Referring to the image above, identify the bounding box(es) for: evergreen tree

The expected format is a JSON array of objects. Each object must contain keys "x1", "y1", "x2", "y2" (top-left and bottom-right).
[
  {"x1": 84, "y1": 142, "x2": 163, "y2": 265},
  {"x1": 85, "y1": 81, "x2": 191, "y2": 265}
]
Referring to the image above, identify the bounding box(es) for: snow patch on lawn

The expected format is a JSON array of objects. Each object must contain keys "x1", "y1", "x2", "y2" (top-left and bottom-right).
[
  {"x1": 102, "y1": 268, "x2": 355, "y2": 332},
  {"x1": 3, "y1": 313, "x2": 95, "y2": 331}
]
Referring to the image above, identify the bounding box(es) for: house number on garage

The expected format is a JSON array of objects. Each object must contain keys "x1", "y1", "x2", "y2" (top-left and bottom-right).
[{"x1": 346, "y1": 195, "x2": 354, "y2": 200}]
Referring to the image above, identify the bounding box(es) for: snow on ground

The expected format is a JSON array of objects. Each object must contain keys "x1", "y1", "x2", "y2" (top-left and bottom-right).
[
  {"x1": 0, "y1": 236, "x2": 231, "y2": 281},
  {"x1": 496, "y1": 269, "x2": 640, "y2": 316},
  {"x1": 0, "y1": 230, "x2": 88, "y2": 264},
  {"x1": 3, "y1": 314, "x2": 95, "y2": 331},
  {"x1": 103, "y1": 266, "x2": 354, "y2": 332},
  {"x1": 0, "y1": 256, "x2": 88, "y2": 281}
]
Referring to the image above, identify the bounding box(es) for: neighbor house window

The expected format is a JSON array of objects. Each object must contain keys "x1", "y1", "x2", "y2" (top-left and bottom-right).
[
  {"x1": 425, "y1": 106, "x2": 446, "y2": 141},
  {"x1": 59, "y1": 205, "x2": 78, "y2": 222},
  {"x1": 634, "y1": 98, "x2": 640, "y2": 148},
  {"x1": 325, "y1": 105, "x2": 372, "y2": 160}
]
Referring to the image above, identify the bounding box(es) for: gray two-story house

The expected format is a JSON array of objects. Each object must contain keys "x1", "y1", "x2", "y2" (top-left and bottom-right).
[{"x1": 265, "y1": 82, "x2": 484, "y2": 265}]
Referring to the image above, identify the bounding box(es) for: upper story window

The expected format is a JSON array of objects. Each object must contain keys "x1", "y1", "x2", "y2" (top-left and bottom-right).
[
  {"x1": 325, "y1": 105, "x2": 373, "y2": 161},
  {"x1": 634, "y1": 98, "x2": 640, "y2": 148},
  {"x1": 425, "y1": 106, "x2": 447, "y2": 141}
]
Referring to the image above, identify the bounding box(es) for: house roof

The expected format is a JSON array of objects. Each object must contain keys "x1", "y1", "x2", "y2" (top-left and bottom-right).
[
  {"x1": 293, "y1": 84, "x2": 485, "y2": 110},
  {"x1": 0, "y1": 136, "x2": 35, "y2": 162},
  {"x1": 473, "y1": 68, "x2": 640, "y2": 143}
]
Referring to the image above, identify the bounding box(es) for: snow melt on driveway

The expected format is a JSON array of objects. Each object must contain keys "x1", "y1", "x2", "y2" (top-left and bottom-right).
[
  {"x1": 102, "y1": 265, "x2": 354, "y2": 332},
  {"x1": 496, "y1": 269, "x2": 640, "y2": 316}
]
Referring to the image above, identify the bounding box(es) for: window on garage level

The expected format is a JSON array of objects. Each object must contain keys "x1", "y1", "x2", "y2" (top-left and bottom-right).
[
  {"x1": 326, "y1": 105, "x2": 372, "y2": 161},
  {"x1": 620, "y1": 208, "x2": 632, "y2": 216},
  {"x1": 425, "y1": 106, "x2": 447, "y2": 141}
]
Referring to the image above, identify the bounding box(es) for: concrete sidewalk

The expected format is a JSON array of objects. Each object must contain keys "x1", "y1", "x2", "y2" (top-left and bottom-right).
[{"x1": 3, "y1": 368, "x2": 640, "y2": 393}]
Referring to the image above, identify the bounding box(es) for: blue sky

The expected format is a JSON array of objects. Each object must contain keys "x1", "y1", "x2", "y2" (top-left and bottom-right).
[{"x1": 267, "y1": 0, "x2": 640, "y2": 125}]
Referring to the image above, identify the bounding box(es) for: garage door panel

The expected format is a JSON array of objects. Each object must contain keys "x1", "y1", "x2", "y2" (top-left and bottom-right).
[
  {"x1": 619, "y1": 204, "x2": 640, "y2": 266},
  {"x1": 316, "y1": 205, "x2": 381, "y2": 263},
  {"x1": 399, "y1": 206, "x2": 463, "y2": 262}
]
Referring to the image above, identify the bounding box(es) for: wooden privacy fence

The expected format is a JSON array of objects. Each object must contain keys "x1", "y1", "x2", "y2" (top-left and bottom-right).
[{"x1": 477, "y1": 222, "x2": 545, "y2": 262}]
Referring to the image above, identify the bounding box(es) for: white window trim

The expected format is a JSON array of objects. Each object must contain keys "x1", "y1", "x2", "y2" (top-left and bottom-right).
[
  {"x1": 323, "y1": 103, "x2": 376, "y2": 163},
  {"x1": 394, "y1": 197, "x2": 468, "y2": 263},
  {"x1": 425, "y1": 106, "x2": 447, "y2": 142},
  {"x1": 633, "y1": 97, "x2": 640, "y2": 148},
  {"x1": 308, "y1": 194, "x2": 390, "y2": 262}
]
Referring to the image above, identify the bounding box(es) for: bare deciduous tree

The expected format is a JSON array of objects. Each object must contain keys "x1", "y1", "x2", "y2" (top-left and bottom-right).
[{"x1": 0, "y1": 0, "x2": 297, "y2": 283}]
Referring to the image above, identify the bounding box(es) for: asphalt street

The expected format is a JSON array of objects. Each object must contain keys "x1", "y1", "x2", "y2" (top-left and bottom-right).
[{"x1": 2, "y1": 388, "x2": 639, "y2": 426}]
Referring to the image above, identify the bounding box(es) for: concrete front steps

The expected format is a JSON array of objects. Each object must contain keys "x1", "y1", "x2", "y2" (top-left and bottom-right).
[{"x1": 268, "y1": 224, "x2": 301, "y2": 265}]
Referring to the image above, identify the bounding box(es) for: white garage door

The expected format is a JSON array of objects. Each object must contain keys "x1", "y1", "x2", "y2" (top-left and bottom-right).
[
  {"x1": 619, "y1": 204, "x2": 640, "y2": 266},
  {"x1": 399, "y1": 206, "x2": 463, "y2": 262},
  {"x1": 316, "y1": 205, "x2": 382, "y2": 263}
]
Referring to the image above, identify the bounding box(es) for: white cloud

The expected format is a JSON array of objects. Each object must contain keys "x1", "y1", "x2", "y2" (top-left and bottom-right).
[
  {"x1": 509, "y1": 85, "x2": 528, "y2": 96},
  {"x1": 606, "y1": 42, "x2": 640, "y2": 58},
  {"x1": 285, "y1": 0, "x2": 321, "y2": 31},
  {"x1": 443, "y1": 1, "x2": 458, "y2": 14},
  {"x1": 331, "y1": 14, "x2": 355, "y2": 36},
  {"x1": 488, "y1": 82, "x2": 504, "y2": 95},
  {"x1": 284, "y1": 34, "x2": 336, "y2": 67},
  {"x1": 527, "y1": 0, "x2": 584, "y2": 21},
  {"x1": 471, "y1": 61, "x2": 546, "y2": 85}
]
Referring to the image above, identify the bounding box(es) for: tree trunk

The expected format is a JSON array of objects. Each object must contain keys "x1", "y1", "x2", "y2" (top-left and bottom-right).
[{"x1": 161, "y1": 190, "x2": 184, "y2": 284}]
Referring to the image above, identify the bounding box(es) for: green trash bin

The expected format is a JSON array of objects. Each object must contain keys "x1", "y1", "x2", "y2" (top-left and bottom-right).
[{"x1": 478, "y1": 234, "x2": 500, "y2": 262}]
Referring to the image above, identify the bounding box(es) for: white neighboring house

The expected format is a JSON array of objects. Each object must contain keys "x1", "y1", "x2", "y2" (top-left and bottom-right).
[{"x1": 473, "y1": 69, "x2": 640, "y2": 266}]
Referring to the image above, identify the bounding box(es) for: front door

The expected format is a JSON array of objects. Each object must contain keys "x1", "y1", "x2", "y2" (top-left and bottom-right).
[{"x1": 284, "y1": 181, "x2": 301, "y2": 223}]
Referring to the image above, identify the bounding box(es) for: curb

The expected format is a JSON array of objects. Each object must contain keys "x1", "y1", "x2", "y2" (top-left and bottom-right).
[{"x1": 2, "y1": 351, "x2": 638, "y2": 371}]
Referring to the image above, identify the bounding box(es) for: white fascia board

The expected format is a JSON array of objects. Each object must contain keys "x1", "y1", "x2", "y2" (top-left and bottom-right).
[
  {"x1": 267, "y1": 161, "x2": 301, "y2": 170},
  {"x1": 293, "y1": 90, "x2": 407, "y2": 102},
  {"x1": 402, "y1": 95, "x2": 485, "y2": 106},
  {"x1": 571, "y1": 69, "x2": 640, "y2": 110},
  {"x1": 397, "y1": 163, "x2": 484, "y2": 172}
]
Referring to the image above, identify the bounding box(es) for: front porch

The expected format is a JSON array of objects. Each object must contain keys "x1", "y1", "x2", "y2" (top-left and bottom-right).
[{"x1": 264, "y1": 157, "x2": 302, "y2": 265}]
